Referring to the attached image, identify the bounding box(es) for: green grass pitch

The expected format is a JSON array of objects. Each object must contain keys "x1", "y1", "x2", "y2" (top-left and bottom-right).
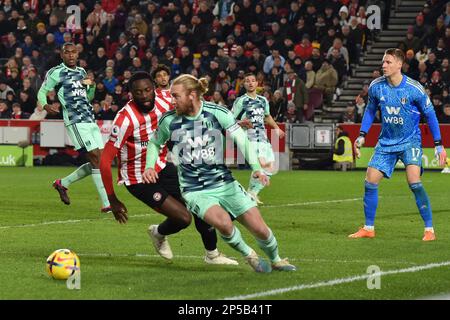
[{"x1": 1, "y1": 167, "x2": 450, "y2": 300}]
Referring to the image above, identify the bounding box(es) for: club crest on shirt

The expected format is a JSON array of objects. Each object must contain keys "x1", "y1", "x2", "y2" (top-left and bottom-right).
[
  {"x1": 401, "y1": 97, "x2": 407, "y2": 105},
  {"x1": 153, "y1": 192, "x2": 162, "y2": 202}
]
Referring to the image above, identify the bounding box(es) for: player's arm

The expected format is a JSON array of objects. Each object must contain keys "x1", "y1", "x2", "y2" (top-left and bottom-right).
[
  {"x1": 81, "y1": 69, "x2": 96, "y2": 101},
  {"x1": 37, "y1": 69, "x2": 60, "y2": 114},
  {"x1": 143, "y1": 116, "x2": 171, "y2": 183},
  {"x1": 418, "y1": 92, "x2": 447, "y2": 166},
  {"x1": 100, "y1": 115, "x2": 133, "y2": 223},
  {"x1": 232, "y1": 97, "x2": 253, "y2": 129},
  {"x1": 263, "y1": 97, "x2": 285, "y2": 138},
  {"x1": 86, "y1": 84, "x2": 96, "y2": 102},
  {"x1": 221, "y1": 110, "x2": 269, "y2": 186},
  {"x1": 354, "y1": 85, "x2": 378, "y2": 158},
  {"x1": 99, "y1": 142, "x2": 128, "y2": 224}
]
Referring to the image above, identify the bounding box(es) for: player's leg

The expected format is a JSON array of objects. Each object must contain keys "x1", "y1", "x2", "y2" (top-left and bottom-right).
[
  {"x1": 158, "y1": 164, "x2": 238, "y2": 265},
  {"x1": 184, "y1": 189, "x2": 270, "y2": 272},
  {"x1": 85, "y1": 123, "x2": 111, "y2": 211},
  {"x1": 248, "y1": 141, "x2": 275, "y2": 204},
  {"x1": 53, "y1": 123, "x2": 94, "y2": 205},
  {"x1": 403, "y1": 146, "x2": 435, "y2": 241},
  {"x1": 201, "y1": 205, "x2": 270, "y2": 272},
  {"x1": 221, "y1": 181, "x2": 295, "y2": 271},
  {"x1": 126, "y1": 183, "x2": 191, "y2": 260},
  {"x1": 85, "y1": 148, "x2": 111, "y2": 212},
  {"x1": 349, "y1": 149, "x2": 396, "y2": 238},
  {"x1": 236, "y1": 207, "x2": 296, "y2": 271}
]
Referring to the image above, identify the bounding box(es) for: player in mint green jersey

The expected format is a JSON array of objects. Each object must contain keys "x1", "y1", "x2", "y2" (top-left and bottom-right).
[
  {"x1": 232, "y1": 73, "x2": 285, "y2": 204},
  {"x1": 37, "y1": 42, "x2": 111, "y2": 213},
  {"x1": 142, "y1": 74, "x2": 296, "y2": 273}
]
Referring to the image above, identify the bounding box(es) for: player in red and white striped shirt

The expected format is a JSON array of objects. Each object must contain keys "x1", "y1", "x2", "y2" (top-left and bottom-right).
[{"x1": 100, "y1": 70, "x2": 237, "y2": 265}]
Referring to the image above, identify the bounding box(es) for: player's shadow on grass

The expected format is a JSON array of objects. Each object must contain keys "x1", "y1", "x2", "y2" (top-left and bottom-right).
[{"x1": 86, "y1": 256, "x2": 242, "y2": 273}]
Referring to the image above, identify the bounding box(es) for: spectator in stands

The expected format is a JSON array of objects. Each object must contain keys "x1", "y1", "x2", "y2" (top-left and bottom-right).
[
  {"x1": 0, "y1": 100, "x2": 11, "y2": 119},
  {"x1": 10, "y1": 102, "x2": 30, "y2": 119},
  {"x1": 404, "y1": 49, "x2": 419, "y2": 77},
  {"x1": 314, "y1": 59, "x2": 338, "y2": 109},
  {"x1": 432, "y1": 95, "x2": 444, "y2": 119},
  {"x1": 439, "y1": 103, "x2": 450, "y2": 123},
  {"x1": 443, "y1": 87, "x2": 450, "y2": 105},
  {"x1": 102, "y1": 103, "x2": 119, "y2": 120},
  {"x1": 340, "y1": 102, "x2": 357, "y2": 123},
  {"x1": 304, "y1": 61, "x2": 316, "y2": 89},
  {"x1": 399, "y1": 26, "x2": 422, "y2": 54},
  {"x1": 18, "y1": 90, "x2": 35, "y2": 114},
  {"x1": 263, "y1": 49, "x2": 285, "y2": 75},
  {"x1": 321, "y1": 27, "x2": 338, "y2": 55},
  {"x1": 432, "y1": 14, "x2": 446, "y2": 43},
  {"x1": 102, "y1": 67, "x2": 119, "y2": 94},
  {"x1": 415, "y1": 45, "x2": 430, "y2": 64},
  {"x1": 289, "y1": 17, "x2": 312, "y2": 43},
  {"x1": 284, "y1": 101, "x2": 300, "y2": 123},
  {"x1": 212, "y1": 90, "x2": 226, "y2": 107},
  {"x1": 269, "y1": 66, "x2": 284, "y2": 92},
  {"x1": 270, "y1": 89, "x2": 287, "y2": 123},
  {"x1": 345, "y1": 18, "x2": 364, "y2": 65},
  {"x1": 0, "y1": 78, "x2": 14, "y2": 100},
  {"x1": 426, "y1": 51, "x2": 440, "y2": 76},
  {"x1": 329, "y1": 48, "x2": 348, "y2": 88},
  {"x1": 413, "y1": 14, "x2": 428, "y2": 45},
  {"x1": 29, "y1": 103, "x2": 48, "y2": 120},
  {"x1": 326, "y1": 38, "x2": 349, "y2": 69},
  {"x1": 427, "y1": 71, "x2": 446, "y2": 97},
  {"x1": 310, "y1": 47, "x2": 323, "y2": 72},
  {"x1": 294, "y1": 34, "x2": 313, "y2": 61},
  {"x1": 439, "y1": 58, "x2": 450, "y2": 84},
  {"x1": 434, "y1": 38, "x2": 448, "y2": 62},
  {"x1": 283, "y1": 70, "x2": 309, "y2": 123}
]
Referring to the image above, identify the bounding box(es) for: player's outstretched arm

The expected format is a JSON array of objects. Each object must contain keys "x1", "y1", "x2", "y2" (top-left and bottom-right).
[
  {"x1": 143, "y1": 142, "x2": 161, "y2": 184},
  {"x1": 423, "y1": 110, "x2": 447, "y2": 167},
  {"x1": 355, "y1": 87, "x2": 377, "y2": 158},
  {"x1": 265, "y1": 115, "x2": 285, "y2": 139},
  {"x1": 229, "y1": 124, "x2": 269, "y2": 186},
  {"x1": 100, "y1": 141, "x2": 128, "y2": 224},
  {"x1": 38, "y1": 69, "x2": 61, "y2": 114}
]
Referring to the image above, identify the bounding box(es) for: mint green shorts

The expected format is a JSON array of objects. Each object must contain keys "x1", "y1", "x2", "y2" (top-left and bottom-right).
[
  {"x1": 183, "y1": 181, "x2": 257, "y2": 220},
  {"x1": 256, "y1": 141, "x2": 275, "y2": 163},
  {"x1": 66, "y1": 123, "x2": 104, "y2": 152}
]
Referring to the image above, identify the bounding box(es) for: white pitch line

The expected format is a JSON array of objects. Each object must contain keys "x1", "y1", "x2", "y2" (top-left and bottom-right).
[
  {"x1": 223, "y1": 261, "x2": 450, "y2": 300},
  {"x1": 0, "y1": 214, "x2": 150, "y2": 230},
  {"x1": 263, "y1": 198, "x2": 362, "y2": 208},
  {"x1": 76, "y1": 253, "x2": 417, "y2": 266},
  {"x1": 0, "y1": 198, "x2": 361, "y2": 230}
]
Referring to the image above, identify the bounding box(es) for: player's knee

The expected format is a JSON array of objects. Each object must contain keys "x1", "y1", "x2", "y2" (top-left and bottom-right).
[
  {"x1": 175, "y1": 212, "x2": 191, "y2": 229},
  {"x1": 254, "y1": 225, "x2": 270, "y2": 240},
  {"x1": 215, "y1": 220, "x2": 234, "y2": 236}
]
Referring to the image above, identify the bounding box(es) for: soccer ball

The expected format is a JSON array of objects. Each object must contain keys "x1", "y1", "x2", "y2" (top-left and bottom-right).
[{"x1": 46, "y1": 249, "x2": 80, "y2": 280}]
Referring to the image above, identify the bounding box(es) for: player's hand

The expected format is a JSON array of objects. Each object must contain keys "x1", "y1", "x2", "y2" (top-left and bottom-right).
[
  {"x1": 43, "y1": 104, "x2": 60, "y2": 114},
  {"x1": 143, "y1": 168, "x2": 159, "y2": 184},
  {"x1": 275, "y1": 128, "x2": 285, "y2": 139},
  {"x1": 253, "y1": 171, "x2": 270, "y2": 187},
  {"x1": 82, "y1": 78, "x2": 94, "y2": 86},
  {"x1": 354, "y1": 136, "x2": 365, "y2": 159},
  {"x1": 108, "y1": 194, "x2": 128, "y2": 224},
  {"x1": 435, "y1": 145, "x2": 447, "y2": 167},
  {"x1": 238, "y1": 118, "x2": 253, "y2": 129}
]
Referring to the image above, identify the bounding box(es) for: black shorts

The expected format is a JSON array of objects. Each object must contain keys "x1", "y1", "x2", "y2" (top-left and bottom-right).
[{"x1": 125, "y1": 163, "x2": 184, "y2": 208}]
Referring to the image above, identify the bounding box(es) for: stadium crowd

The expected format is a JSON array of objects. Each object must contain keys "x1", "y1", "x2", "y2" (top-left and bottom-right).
[{"x1": 0, "y1": 0, "x2": 449, "y2": 124}]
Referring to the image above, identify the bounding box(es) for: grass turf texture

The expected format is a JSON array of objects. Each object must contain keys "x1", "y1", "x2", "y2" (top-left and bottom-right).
[{"x1": 1, "y1": 167, "x2": 450, "y2": 300}]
